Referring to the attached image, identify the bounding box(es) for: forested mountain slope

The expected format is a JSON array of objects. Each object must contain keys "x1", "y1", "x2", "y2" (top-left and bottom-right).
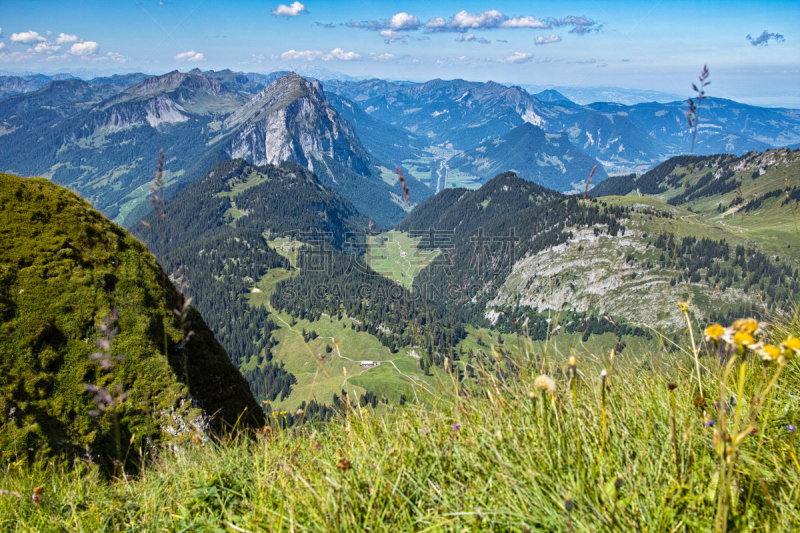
[
  {"x1": 393, "y1": 165, "x2": 798, "y2": 362},
  {"x1": 395, "y1": 172, "x2": 565, "y2": 241},
  {"x1": 134, "y1": 159, "x2": 387, "y2": 402}
]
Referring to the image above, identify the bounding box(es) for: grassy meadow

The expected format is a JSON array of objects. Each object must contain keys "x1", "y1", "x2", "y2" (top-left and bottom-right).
[{"x1": 2, "y1": 308, "x2": 799, "y2": 532}]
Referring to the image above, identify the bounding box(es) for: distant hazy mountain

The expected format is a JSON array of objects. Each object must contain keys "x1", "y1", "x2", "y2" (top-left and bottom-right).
[
  {"x1": 0, "y1": 74, "x2": 76, "y2": 99},
  {"x1": 446, "y1": 122, "x2": 608, "y2": 191},
  {"x1": 325, "y1": 78, "x2": 800, "y2": 174},
  {"x1": 196, "y1": 69, "x2": 266, "y2": 95},
  {"x1": 324, "y1": 78, "x2": 557, "y2": 150},
  {"x1": 87, "y1": 72, "x2": 151, "y2": 88},
  {"x1": 523, "y1": 85, "x2": 684, "y2": 105},
  {"x1": 270, "y1": 65, "x2": 371, "y2": 82},
  {"x1": 244, "y1": 71, "x2": 290, "y2": 88},
  {"x1": 533, "y1": 89, "x2": 579, "y2": 106}
]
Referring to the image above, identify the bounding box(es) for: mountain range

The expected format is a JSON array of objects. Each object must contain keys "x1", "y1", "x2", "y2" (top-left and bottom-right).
[{"x1": 1, "y1": 67, "x2": 799, "y2": 229}]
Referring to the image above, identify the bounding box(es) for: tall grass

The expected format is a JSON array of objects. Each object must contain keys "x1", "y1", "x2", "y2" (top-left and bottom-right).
[{"x1": 2, "y1": 316, "x2": 798, "y2": 531}]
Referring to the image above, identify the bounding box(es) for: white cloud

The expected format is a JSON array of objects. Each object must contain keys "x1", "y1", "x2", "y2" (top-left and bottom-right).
[
  {"x1": 0, "y1": 43, "x2": 5, "y2": 51},
  {"x1": 553, "y1": 16, "x2": 594, "y2": 27},
  {"x1": 346, "y1": 12, "x2": 420, "y2": 39},
  {"x1": 252, "y1": 54, "x2": 266, "y2": 63},
  {"x1": 11, "y1": 31, "x2": 46, "y2": 44},
  {"x1": 427, "y1": 10, "x2": 505, "y2": 31},
  {"x1": 0, "y1": 50, "x2": 34, "y2": 62},
  {"x1": 501, "y1": 16, "x2": 549, "y2": 29},
  {"x1": 388, "y1": 12, "x2": 420, "y2": 31},
  {"x1": 370, "y1": 52, "x2": 396, "y2": 61},
  {"x1": 69, "y1": 41, "x2": 100, "y2": 55},
  {"x1": 322, "y1": 48, "x2": 360, "y2": 61},
  {"x1": 272, "y1": 1, "x2": 308, "y2": 17},
  {"x1": 174, "y1": 50, "x2": 204, "y2": 61},
  {"x1": 346, "y1": 20, "x2": 383, "y2": 31},
  {"x1": 380, "y1": 29, "x2": 406, "y2": 43},
  {"x1": 456, "y1": 33, "x2": 490, "y2": 44},
  {"x1": 105, "y1": 52, "x2": 128, "y2": 63},
  {"x1": 435, "y1": 55, "x2": 474, "y2": 66},
  {"x1": 534, "y1": 34, "x2": 561, "y2": 45},
  {"x1": 426, "y1": 10, "x2": 553, "y2": 32},
  {"x1": 281, "y1": 48, "x2": 361, "y2": 61},
  {"x1": 34, "y1": 42, "x2": 61, "y2": 53},
  {"x1": 497, "y1": 52, "x2": 533, "y2": 63},
  {"x1": 55, "y1": 33, "x2": 79, "y2": 44},
  {"x1": 281, "y1": 49, "x2": 324, "y2": 61}
]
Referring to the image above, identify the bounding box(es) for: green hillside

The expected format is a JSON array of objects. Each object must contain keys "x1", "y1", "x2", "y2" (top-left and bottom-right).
[
  {"x1": 388, "y1": 170, "x2": 798, "y2": 366},
  {"x1": 0, "y1": 173, "x2": 262, "y2": 470},
  {"x1": 591, "y1": 149, "x2": 800, "y2": 261}
]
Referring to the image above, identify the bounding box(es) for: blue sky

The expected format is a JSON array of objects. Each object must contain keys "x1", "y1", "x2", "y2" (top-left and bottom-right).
[{"x1": 1, "y1": 0, "x2": 797, "y2": 105}]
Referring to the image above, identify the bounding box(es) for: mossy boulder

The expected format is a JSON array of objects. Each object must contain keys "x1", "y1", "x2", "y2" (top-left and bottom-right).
[{"x1": 0, "y1": 173, "x2": 264, "y2": 470}]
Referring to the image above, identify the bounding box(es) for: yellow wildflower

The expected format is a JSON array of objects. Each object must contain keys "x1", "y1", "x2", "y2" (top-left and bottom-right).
[
  {"x1": 705, "y1": 323, "x2": 726, "y2": 343},
  {"x1": 678, "y1": 302, "x2": 690, "y2": 312},
  {"x1": 756, "y1": 344, "x2": 782, "y2": 362},
  {"x1": 781, "y1": 337, "x2": 800, "y2": 357},
  {"x1": 733, "y1": 331, "x2": 755, "y2": 347},
  {"x1": 732, "y1": 318, "x2": 760, "y2": 334}
]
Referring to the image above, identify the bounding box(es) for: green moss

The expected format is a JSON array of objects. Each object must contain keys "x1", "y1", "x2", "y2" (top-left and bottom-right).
[{"x1": 0, "y1": 173, "x2": 263, "y2": 471}]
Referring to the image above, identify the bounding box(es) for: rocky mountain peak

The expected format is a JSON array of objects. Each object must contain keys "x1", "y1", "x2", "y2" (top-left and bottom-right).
[
  {"x1": 223, "y1": 72, "x2": 324, "y2": 128},
  {"x1": 222, "y1": 71, "x2": 370, "y2": 176},
  {"x1": 105, "y1": 69, "x2": 229, "y2": 105}
]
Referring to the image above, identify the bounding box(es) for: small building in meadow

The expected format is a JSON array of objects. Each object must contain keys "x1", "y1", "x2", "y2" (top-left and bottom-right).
[{"x1": 360, "y1": 361, "x2": 380, "y2": 367}]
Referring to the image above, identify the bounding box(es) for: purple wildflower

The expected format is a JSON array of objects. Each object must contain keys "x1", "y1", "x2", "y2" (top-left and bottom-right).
[
  {"x1": 788, "y1": 425, "x2": 796, "y2": 433},
  {"x1": 705, "y1": 420, "x2": 716, "y2": 428},
  {"x1": 454, "y1": 423, "x2": 460, "y2": 431}
]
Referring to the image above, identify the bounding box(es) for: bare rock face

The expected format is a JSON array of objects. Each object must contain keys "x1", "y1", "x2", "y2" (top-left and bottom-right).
[{"x1": 224, "y1": 72, "x2": 371, "y2": 175}]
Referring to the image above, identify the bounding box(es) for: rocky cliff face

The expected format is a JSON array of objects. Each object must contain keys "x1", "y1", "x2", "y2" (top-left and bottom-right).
[{"x1": 223, "y1": 72, "x2": 371, "y2": 176}]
